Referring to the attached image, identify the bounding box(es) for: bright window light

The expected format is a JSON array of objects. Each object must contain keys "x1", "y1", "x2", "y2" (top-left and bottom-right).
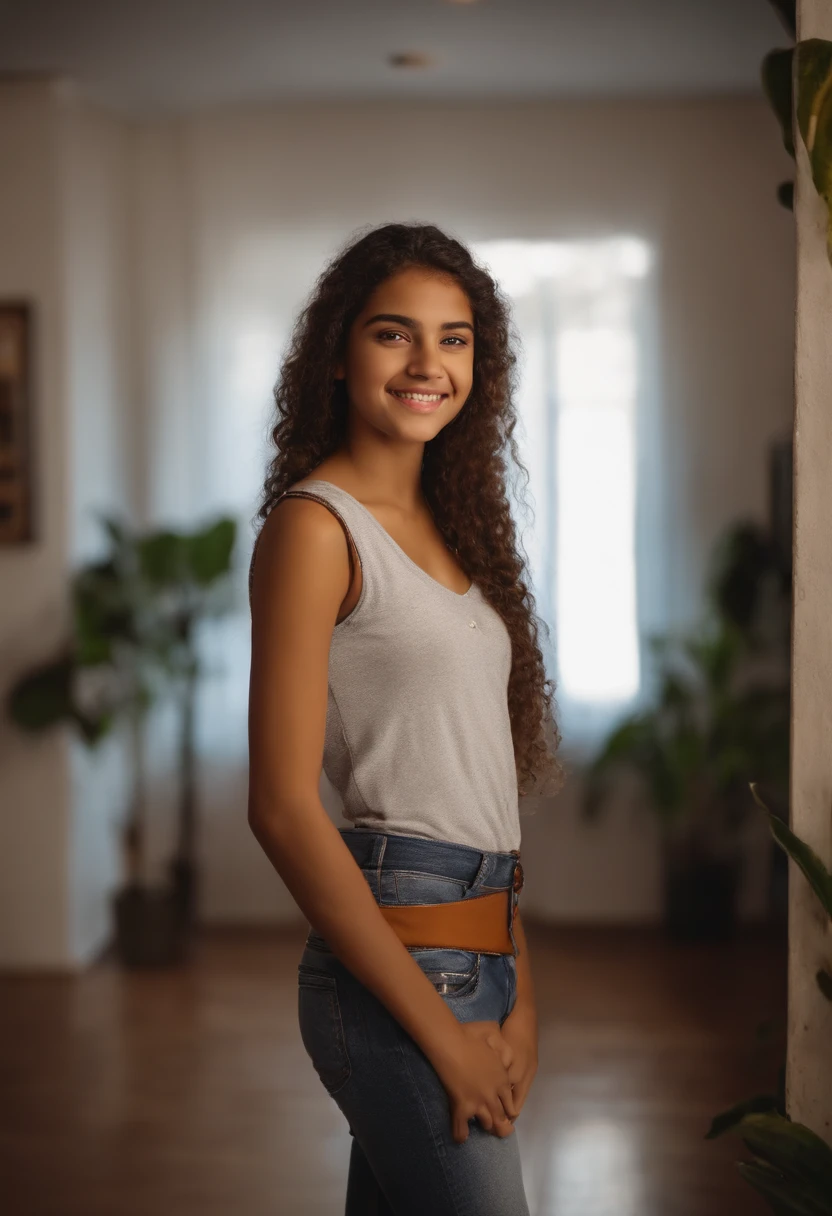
[{"x1": 474, "y1": 237, "x2": 653, "y2": 713}]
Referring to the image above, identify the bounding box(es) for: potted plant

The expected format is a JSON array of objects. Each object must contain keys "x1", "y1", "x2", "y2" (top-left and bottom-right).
[
  {"x1": 134, "y1": 516, "x2": 237, "y2": 928},
  {"x1": 705, "y1": 784, "x2": 832, "y2": 1214},
  {"x1": 6, "y1": 511, "x2": 237, "y2": 966},
  {"x1": 581, "y1": 518, "x2": 790, "y2": 941}
]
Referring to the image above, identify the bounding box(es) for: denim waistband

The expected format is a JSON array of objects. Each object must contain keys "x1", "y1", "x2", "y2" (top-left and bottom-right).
[{"x1": 339, "y1": 828, "x2": 520, "y2": 891}]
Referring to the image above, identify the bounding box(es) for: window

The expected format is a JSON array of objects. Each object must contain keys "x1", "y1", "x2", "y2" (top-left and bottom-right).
[{"x1": 474, "y1": 237, "x2": 657, "y2": 751}]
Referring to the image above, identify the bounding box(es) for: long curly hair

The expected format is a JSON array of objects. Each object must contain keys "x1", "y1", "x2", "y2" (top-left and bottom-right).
[{"x1": 255, "y1": 221, "x2": 564, "y2": 801}]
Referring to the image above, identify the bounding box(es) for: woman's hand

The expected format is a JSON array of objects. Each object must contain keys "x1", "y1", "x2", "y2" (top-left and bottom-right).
[
  {"x1": 498, "y1": 1003, "x2": 539, "y2": 1118},
  {"x1": 459, "y1": 1019, "x2": 514, "y2": 1071},
  {"x1": 430, "y1": 1026, "x2": 518, "y2": 1144}
]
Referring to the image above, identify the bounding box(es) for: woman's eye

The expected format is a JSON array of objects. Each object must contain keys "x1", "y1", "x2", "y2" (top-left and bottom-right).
[{"x1": 375, "y1": 330, "x2": 467, "y2": 347}]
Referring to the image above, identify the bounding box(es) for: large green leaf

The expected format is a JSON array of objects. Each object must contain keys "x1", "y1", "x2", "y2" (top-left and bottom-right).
[
  {"x1": 138, "y1": 530, "x2": 189, "y2": 586},
  {"x1": 6, "y1": 655, "x2": 75, "y2": 731},
  {"x1": 738, "y1": 1112, "x2": 832, "y2": 1205},
  {"x1": 5, "y1": 654, "x2": 114, "y2": 745},
  {"x1": 186, "y1": 517, "x2": 236, "y2": 585},
  {"x1": 795, "y1": 39, "x2": 832, "y2": 264},
  {"x1": 705, "y1": 1093, "x2": 783, "y2": 1139},
  {"x1": 750, "y1": 784, "x2": 832, "y2": 918},
  {"x1": 737, "y1": 1159, "x2": 832, "y2": 1216}
]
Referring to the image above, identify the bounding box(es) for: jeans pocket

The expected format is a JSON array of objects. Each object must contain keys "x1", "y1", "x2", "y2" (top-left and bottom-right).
[
  {"x1": 297, "y1": 965, "x2": 352, "y2": 1095},
  {"x1": 393, "y1": 871, "x2": 470, "y2": 904},
  {"x1": 408, "y1": 948, "x2": 481, "y2": 999}
]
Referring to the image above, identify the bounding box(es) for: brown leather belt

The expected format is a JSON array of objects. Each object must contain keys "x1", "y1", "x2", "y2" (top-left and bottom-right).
[{"x1": 377, "y1": 860, "x2": 524, "y2": 955}]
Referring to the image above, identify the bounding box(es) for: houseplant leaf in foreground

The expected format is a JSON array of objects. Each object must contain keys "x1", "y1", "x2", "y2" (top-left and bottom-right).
[
  {"x1": 705, "y1": 1092, "x2": 784, "y2": 1139},
  {"x1": 795, "y1": 39, "x2": 832, "y2": 264},
  {"x1": 736, "y1": 1112, "x2": 832, "y2": 1213},
  {"x1": 750, "y1": 784, "x2": 832, "y2": 918},
  {"x1": 737, "y1": 1158, "x2": 832, "y2": 1216}
]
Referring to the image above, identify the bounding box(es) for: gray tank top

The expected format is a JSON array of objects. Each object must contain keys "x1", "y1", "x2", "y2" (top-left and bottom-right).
[{"x1": 251, "y1": 478, "x2": 521, "y2": 854}]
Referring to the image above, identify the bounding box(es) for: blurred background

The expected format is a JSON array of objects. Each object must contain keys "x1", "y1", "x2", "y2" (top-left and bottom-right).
[{"x1": 0, "y1": 1, "x2": 799, "y2": 1213}]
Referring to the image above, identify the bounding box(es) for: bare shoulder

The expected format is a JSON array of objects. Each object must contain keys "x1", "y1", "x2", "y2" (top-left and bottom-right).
[{"x1": 252, "y1": 493, "x2": 351, "y2": 609}]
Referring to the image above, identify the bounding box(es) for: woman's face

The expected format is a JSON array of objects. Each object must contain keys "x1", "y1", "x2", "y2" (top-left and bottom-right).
[{"x1": 336, "y1": 265, "x2": 475, "y2": 443}]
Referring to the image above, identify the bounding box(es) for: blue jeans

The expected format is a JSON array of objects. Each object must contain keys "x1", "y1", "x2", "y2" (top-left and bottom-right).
[{"x1": 297, "y1": 828, "x2": 532, "y2": 1216}]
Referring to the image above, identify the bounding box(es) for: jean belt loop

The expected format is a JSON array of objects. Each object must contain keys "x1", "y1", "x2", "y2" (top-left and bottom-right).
[{"x1": 375, "y1": 834, "x2": 388, "y2": 892}]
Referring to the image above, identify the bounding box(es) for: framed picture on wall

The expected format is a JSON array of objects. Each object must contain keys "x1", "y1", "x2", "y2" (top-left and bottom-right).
[{"x1": 0, "y1": 302, "x2": 35, "y2": 544}]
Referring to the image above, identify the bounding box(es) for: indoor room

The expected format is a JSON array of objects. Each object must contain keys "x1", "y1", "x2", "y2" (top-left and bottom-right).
[{"x1": 1, "y1": 2, "x2": 830, "y2": 1214}]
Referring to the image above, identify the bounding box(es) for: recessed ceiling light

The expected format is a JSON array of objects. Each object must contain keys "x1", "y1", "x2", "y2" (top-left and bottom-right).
[{"x1": 388, "y1": 52, "x2": 434, "y2": 69}]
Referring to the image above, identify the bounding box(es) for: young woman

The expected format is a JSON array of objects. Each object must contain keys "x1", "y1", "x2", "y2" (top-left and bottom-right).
[{"x1": 248, "y1": 222, "x2": 563, "y2": 1215}]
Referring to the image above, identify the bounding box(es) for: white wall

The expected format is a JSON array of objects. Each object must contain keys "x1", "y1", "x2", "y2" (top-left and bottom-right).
[
  {"x1": 131, "y1": 98, "x2": 795, "y2": 925},
  {"x1": 0, "y1": 82, "x2": 74, "y2": 968},
  {"x1": 60, "y1": 95, "x2": 135, "y2": 965},
  {"x1": 0, "y1": 82, "x2": 133, "y2": 969}
]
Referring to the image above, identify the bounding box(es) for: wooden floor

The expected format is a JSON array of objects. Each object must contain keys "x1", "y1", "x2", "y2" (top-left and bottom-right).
[{"x1": 1, "y1": 921, "x2": 786, "y2": 1216}]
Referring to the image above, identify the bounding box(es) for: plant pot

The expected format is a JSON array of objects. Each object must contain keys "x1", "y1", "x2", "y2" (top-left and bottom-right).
[
  {"x1": 661, "y1": 839, "x2": 743, "y2": 942},
  {"x1": 112, "y1": 883, "x2": 189, "y2": 967},
  {"x1": 169, "y1": 855, "x2": 198, "y2": 928}
]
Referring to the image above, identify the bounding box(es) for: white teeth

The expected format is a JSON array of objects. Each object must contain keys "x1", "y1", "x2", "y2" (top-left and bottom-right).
[{"x1": 391, "y1": 391, "x2": 444, "y2": 402}]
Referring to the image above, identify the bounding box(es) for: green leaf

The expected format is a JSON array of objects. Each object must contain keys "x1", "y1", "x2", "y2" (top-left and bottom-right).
[
  {"x1": 706, "y1": 1093, "x2": 783, "y2": 1139},
  {"x1": 138, "y1": 530, "x2": 188, "y2": 586},
  {"x1": 73, "y1": 708, "x2": 114, "y2": 746},
  {"x1": 737, "y1": 1158, "x2": 832, "y2": 1216},
  {"x1": 795, "y1": 39, "x2": 832, "y2": 265},
  {"x1": 706, "y1": 520, "x2": 777, "y2": 631},
  {"x1": 763, "y1": 48, "x2": 796, "y2": 160},
  {"x1": 186, "y1": 517, "x2": 236, "y2": 585},
  {"x1": 750, "y1": 784, "x2": 832, "y2": 918},
  {"x1": 739, "y1": 1111, "x2": 832, "y2": 1199},
  {"x1": 6, "y1": 656, "x2": 75, "y2": 731}
]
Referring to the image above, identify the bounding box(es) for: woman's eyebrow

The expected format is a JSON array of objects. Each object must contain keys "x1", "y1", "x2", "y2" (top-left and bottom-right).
[{"x1": 363, "y1": 312, "x2": 474, "y2": 334}]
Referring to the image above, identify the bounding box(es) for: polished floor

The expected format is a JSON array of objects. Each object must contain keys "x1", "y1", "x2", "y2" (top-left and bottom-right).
[{"x1": 1, "y1": 921, "x2": 786, "y2": 1216}]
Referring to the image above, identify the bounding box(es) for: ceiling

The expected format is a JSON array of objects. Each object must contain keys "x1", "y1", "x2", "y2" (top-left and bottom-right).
[{"x1": 0, "y1": 0, "x2": 789, "y2": 119}]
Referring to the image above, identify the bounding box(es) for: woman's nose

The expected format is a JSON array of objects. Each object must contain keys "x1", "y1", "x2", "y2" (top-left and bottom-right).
[{"x1": 406, "y1": 344, "x2": 443, "y2": 379}]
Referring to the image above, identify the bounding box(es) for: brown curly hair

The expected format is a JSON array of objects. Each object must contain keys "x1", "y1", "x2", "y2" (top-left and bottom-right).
[{"x1": 255, "y1": 221, "x2": 564, "y2": 801}]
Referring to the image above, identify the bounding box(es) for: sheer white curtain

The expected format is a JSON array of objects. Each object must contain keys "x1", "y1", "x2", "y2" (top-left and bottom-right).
[{"x1": 474, "y1": 237, "x2": 665, "y2": 759}]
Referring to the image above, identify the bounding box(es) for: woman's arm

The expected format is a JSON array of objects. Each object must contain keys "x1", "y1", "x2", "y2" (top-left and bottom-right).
[
  {"x1": 248, "y1": 496, "x2": 517, "y2": 1143},
  {"x1": 498, "y1": 909, "x2": 539, "y2": 1116},
  {"x1": 511, "y1": 909, "x2": 537, "y2": 1016}
]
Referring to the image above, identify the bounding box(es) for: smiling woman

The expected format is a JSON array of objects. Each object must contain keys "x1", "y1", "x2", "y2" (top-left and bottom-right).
[{"x1": 247, "y1": 221, "x2": 563, "y2": 1214}]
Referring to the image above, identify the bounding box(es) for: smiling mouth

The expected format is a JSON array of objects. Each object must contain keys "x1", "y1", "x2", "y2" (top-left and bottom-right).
[{"x1": 388, "y1": 390, "x2": 447, "y2": 403}]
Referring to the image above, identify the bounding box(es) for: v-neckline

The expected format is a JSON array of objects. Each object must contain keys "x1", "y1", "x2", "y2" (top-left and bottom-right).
[{"x1": 300, "y1": 479, "x2": 475, "y2": 600}]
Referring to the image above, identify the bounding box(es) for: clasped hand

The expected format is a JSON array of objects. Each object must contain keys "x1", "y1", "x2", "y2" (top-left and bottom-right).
[{"x1": 459, "y1": 1006, "x2": 538, "y2": 1132}]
